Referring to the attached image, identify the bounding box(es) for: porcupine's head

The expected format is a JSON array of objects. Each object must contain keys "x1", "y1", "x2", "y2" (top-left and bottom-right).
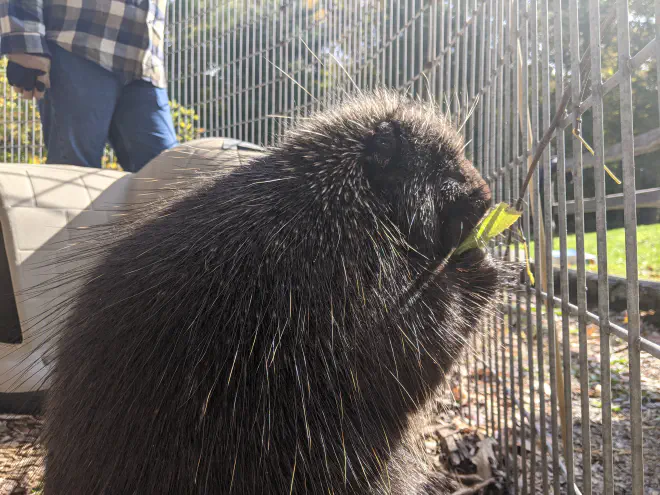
[{"x1": 273, "y1": 89, "x2": 493, "y2": 264}]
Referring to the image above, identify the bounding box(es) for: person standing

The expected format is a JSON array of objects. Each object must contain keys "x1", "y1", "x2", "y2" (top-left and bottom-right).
[{"x1": 0, "y1": 0, "x2": 178, "y2": 172}]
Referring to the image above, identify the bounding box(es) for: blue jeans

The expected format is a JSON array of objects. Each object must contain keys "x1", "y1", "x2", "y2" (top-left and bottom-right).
[{"x1": 38, "y1": 42, "x2": 178, "y2": 173}]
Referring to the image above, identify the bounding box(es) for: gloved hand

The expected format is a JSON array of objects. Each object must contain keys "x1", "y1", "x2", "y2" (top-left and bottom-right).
[{"x1": 5, "y1": 53, "x2": 51, "y2": 100}]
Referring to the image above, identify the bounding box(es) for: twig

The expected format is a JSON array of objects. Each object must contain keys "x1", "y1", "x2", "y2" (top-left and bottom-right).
[
  {"x1": 515, "y1": 87, "x2": 571, "y2": 211},
  {"x1": 451, "y1": 473, "x2": 485, "y2": 485},
  {"x1": 502, "y1": 86, "x2": 570, "y2": 262},
  {"x1": 450, "y1": 477, "x2": 496, "y2": 495}
]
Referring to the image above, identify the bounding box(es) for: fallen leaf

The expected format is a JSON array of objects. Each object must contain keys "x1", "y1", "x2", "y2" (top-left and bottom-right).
[{"x1": 472, "y1": 438, "x2": 496, "y2": 481}]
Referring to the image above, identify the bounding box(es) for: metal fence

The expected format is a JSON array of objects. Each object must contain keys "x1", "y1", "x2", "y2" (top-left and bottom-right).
[{"x1": 1, "y1": 0, "x2": 658, "y2": 493}]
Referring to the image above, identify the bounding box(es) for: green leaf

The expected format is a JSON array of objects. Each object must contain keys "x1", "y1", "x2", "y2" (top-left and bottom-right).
[{"x1": 454, "y1": 202, "x2": 522, "y2": 255}]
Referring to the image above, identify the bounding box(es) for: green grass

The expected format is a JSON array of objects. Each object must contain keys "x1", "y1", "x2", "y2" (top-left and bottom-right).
[{"x1": 527, "y1": 223, "x2": 660, "y2": 281}]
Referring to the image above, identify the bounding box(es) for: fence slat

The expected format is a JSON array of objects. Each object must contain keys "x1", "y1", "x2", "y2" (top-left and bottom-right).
[{"x1": 615, "y1": 0, "x2": 645, "y2": 492}]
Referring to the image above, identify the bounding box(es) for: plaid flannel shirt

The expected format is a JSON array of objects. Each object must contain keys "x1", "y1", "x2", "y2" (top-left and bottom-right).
[{"x1": 0, "y1": 0, "x2": 168, "y2": 88}]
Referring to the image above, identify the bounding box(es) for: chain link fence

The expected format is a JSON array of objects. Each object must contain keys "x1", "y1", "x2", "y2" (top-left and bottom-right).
[{"x1": 1, "y1": 0, "x2": 659, "y2": 493}]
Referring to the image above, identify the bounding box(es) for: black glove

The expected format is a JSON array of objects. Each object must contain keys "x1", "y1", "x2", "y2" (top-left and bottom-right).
[
  {"x1": 7, "y1": 61, "x2": 47, "y2": 92},
  {"x1": 5, "y1": 53, "x2": 51, "y2": 100}
]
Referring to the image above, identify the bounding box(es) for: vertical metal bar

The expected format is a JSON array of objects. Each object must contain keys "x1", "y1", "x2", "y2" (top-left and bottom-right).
[
  {"x1": 587, "y1": 0, "x2": 614, "y2": 492},
  {"x1": 214, "y1": 0, "x2": 220, "y2": 138},
  {"x1": 396, "y1": 0, "x2": 401, "y2": 89},
  {"x1": 363, "y1": 0, "x2": 368, "y2": 90},
  {"x1": 302, "y1": 3, "x2": 309, "y2": 120},
  {"x1": 195, "y1": 0, "x2": 201, "y2": 140},
  {"x1": 201, "y1": 0, "x2": 207, "y2": 138},
  {"x1": 474, "y1": 331, "x2": 480, "y2": 430},
  {"x1": 464, "y1": 0, "x2": 473, "y2": 427},
  {"x1": 460, "y1": 0, "x2": 468, "y2": 134},
  {"x1": 8, "y1": 68, "x2": 14, "y2": 162},
  {"x1": 503, "y1": 0, "x2": 520, "y2": 489},
  {"x1": 334, "y1": 0, "x2": 340, "y2": 96},
  {"x1": 453, "y1": 0, "x2": 464, "y2": 411},
  {"x1": 429, "y1": 0, "x2": 437, "y2": 96},
  {"x1": 3, "y1": 62, "x2": 7, "y2": 162},
  {"x1": 403, "y1": 0, "x2": 409, "y2": 89},
  {"x1": 388, "y1": 0, "x2": 393, "y2": 88},
  {"x1": 371, "y1": 0, "x2": 377, "y2": 90},
  {"x1": 475, "y1": 0, "x2": 487, "y2": 436},
  {"x1": 524, "y1": 199, "x2": 535, "y2": 495},
  {"x1": 482, "y1": 0, "x2": 491, "y2": 184},
  {"x1": 418, "y1": 0, "x2": 425, "y2": 97},
  {"x1": 238, "y1": 1, "x2": 245, "y2": 140},
  {"x1": 468, "y1": 0, "x2": 477, "y2": 175},
  {"x1": 446, "y1": 0, "x2": 453, "y2": 115},
  {"x1": 278, "y1": 2, "x2": 283, "y2": 137},
  {"x1": 496, "y1": 0, "x2": 511, "y2": 478},
  {"x1": 269, "y1": 4, "x2": 276, "y2": 144},
  {"x1": 213, "y1": 2, "x2": 218, "y2": 137},
  {"x1": 468, "y1": 0, "x2": 476, "y2": 158},
  {"x1": 239, "y1": 2, "x2": 245, "y2": 139},
  {"x1": 30, "y1": 94, "x2": 36, "y2": 162},
  {"x1": 452, "y1": 0, "x2": 460, "y2": 121},
  {"x1": 251, "y1": 1, "x2": 257, "y2": 142},
  {"x1": 514, "y1": 2, "x2": 528, "y2": 493},
  {"x1": 539, "y1": 0, "x2": 560, "y2": 489},
  {"x1": 354, "y1": 0, "x2": 359, "y2": 92},
  {"x1": 328, "y1": 0, "x2": 334, "y2": 95},
  {"x1": 168, "y1": 0, "x2": 173, "y2": 126},
  {"x1": 489, "y1": 314, "x2": 495, "y2": 439},
  {"x1": 489, "y1": 0, "x2": 501, "y2": 452},
  {"x1": 484, "y1": 0, "x2": 494, "y2": 440},
  {"x1": 438, "y1": 1, "x2": 445, "y2": 102},
  {"x1": 484, "y1": 320, "x2": 491, "y2": 437},
  {"x1": 616, "y1": 0, "x2": 644, "y2": 492},
  {"x1": 326, "y1": 0, "x2": 332, "y2": 104},
  {"x1": 476, "y1": 0, "x2": 486, "y2": 186},
  {"x1": 352, "y1": 0, "x2": 358, "y2": 92},
  {"x1": 566, "y1": 0, "x2": 592, "y2": 492},
  {"x1": 529, "y1": 0, "x2": 549, "y2": 490},
  {"x1": 230, "y1": 1, "x2": 235, "y2": 138},
  {"x1": 283, "y1": 2, "x2": 290, "y2": 134},
  {"x1": 263, "y1": 4, "x2": 270, "y2": 143},
  {"x1": 299, "y1": 3, "x2": 305, "y2": 120},
  {"x1": 339, "y1": 0, "x2": 346, "y2": 94},
  {"x1": 257, "y1": 2, "x2": 264, "y2": 144},
  {"x1": 220, "y1": 3, "x2": 227, "y2": 139},
  {"x1": 380, "y1": 0, "x2": 386, "y2": 87},
  {"x1": 551, "y1": 0, "x2": 575, "y2": 491},
  {"x1": 519, "y1": 2, "x2": 536, "y2": 489},
  {"x1": 16, "y1": 92, "x2": 21, "y2": 161}
]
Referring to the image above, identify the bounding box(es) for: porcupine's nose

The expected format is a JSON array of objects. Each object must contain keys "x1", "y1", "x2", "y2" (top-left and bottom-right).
[
  {"x1": 443, "y1": 160, "x2": 492, "y2": 250},
  {"x1": 461, "y1": 158, "x2": 491, "y2": 212}
]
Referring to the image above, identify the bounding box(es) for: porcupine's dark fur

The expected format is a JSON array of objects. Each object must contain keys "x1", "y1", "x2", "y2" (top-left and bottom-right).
[{"x1": 41, "y1": 89, "x2": 507, "y2": 494}]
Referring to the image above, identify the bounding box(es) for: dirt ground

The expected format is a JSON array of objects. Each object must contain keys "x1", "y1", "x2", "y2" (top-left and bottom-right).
[
  {"x1": 446, "y1": 306, "x2": 660, "y2": 495},
  {"x1": 0, "y1": 415, "x2": 43, "y2": 494}
]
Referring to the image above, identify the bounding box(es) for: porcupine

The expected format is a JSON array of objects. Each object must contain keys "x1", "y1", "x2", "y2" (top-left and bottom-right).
[{"x1": 40, "y1": 89, "x2": 506, "y2": 494}]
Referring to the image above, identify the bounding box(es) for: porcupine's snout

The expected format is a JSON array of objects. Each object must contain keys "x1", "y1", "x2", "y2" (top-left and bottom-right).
[{"x1": 424, "y1": 156, "x2": 491, "y2": 261}]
